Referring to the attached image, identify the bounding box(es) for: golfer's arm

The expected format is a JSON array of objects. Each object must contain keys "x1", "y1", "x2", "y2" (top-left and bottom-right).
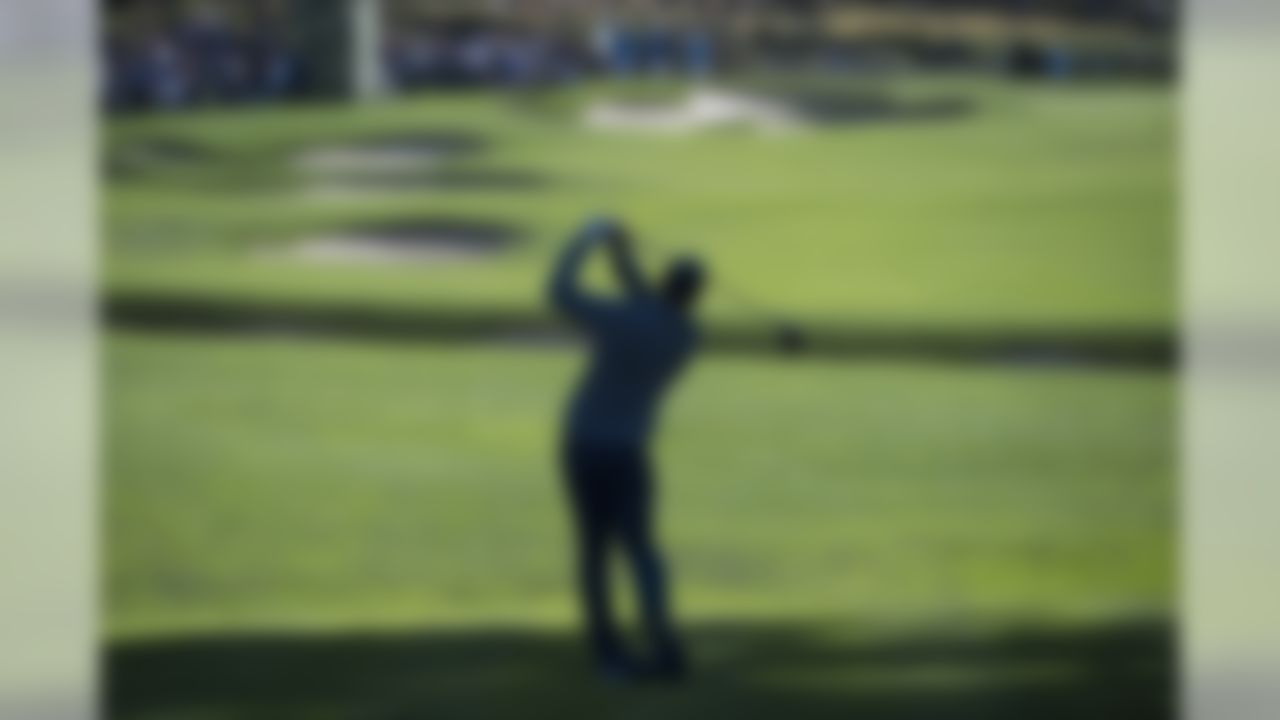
[
  {"x1": 548, "y1": 224, "x2": 604, "y2": 318},
  {"x1": 606, "y1": 231, "x2": 649, "y2": 298}
]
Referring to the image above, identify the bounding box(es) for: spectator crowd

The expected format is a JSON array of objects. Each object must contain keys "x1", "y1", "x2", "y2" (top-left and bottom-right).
[
  {"x1": 102, "y1": 0, "x2": 1173, "y2": 113},
  {"x1": 104, "y1": 6, "x2": 303, "y2": 111},
  {"x1": 104, "y1": 6, "x2": 721, "y2": 112}
]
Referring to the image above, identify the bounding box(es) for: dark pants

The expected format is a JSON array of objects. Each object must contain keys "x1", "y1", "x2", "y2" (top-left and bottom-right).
[{"x1": 563, "y1": 442, "x2": 683, "y2": 666}]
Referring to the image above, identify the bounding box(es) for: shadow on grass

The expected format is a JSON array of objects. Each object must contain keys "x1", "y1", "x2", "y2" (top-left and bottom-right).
[
  {"x1": 106, "y1": 136, "x2": 220, "y2": 181},
  {"x1": 107, "y1": 293, "x2": 1175, "y2": 368},
  {"x1": 108, "y1": 619, "x2": 1172, "y2": 720}
]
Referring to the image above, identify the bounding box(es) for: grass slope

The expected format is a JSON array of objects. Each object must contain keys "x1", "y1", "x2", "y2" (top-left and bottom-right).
[{"x1": 106, "y1": 80, "x2": 1174, "y2": 336}]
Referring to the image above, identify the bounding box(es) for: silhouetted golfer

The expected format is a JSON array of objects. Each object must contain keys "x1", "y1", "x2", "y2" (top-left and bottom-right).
[{"x1": 549, "y1": 217, "x2": 706, "y2": 682}]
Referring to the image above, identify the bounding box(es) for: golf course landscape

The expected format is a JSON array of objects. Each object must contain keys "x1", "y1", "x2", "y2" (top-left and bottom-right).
[{"x1": 105, "y1": 77, "x2": 1175, "y2": 719}]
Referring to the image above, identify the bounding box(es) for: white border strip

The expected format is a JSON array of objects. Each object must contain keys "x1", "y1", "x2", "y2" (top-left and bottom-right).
[
  {"x1": 0, "y1": 1, "x2": 97, "y2": 718},
  {"x1": 1186, "y1": 1, "x2": 1280, "y2": 719}
]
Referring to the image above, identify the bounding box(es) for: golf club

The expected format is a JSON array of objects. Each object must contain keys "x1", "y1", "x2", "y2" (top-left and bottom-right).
[{"x1": 611, "y1": 220, "x2": 810, "y2": 356}]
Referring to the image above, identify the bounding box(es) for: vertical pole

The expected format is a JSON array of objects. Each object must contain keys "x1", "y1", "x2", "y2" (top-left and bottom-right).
[{"x1": 349, "y1": 0, "x2": 388, "y2": 101}]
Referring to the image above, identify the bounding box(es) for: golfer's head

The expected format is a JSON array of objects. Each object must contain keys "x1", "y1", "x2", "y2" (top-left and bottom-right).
[{"x1": 661, "y1": 256, "x2": 707, "y2": 312}]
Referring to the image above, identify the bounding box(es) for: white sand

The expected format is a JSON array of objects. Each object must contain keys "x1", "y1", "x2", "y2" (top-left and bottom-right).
[{"x1": 585, "y1": 87, "x2": 803, "y2": 134}]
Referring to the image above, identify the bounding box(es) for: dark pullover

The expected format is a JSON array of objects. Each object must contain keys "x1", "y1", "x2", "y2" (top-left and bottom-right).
[{"x1": 548, "y1": 223, "x2": 698, "y2": 450}]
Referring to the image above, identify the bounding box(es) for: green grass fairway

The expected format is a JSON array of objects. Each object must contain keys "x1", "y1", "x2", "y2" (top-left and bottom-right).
[
  {"x1": 106, "y1": 81, "x2": 1173, "y2": 336},
  {"x1": 107, "y1": 331, "x2": 1172, "y2": 718},
  {"x1": 108, "y1": 333, "x2": 1171, "y2": 638}
]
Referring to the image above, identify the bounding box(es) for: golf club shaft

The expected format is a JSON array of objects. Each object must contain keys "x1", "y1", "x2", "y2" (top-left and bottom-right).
[{"x1": 636, "y1": 229, "x2": 795, "y2": 329}]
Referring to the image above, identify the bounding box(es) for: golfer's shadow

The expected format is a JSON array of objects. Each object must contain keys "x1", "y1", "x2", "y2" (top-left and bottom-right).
[{"x1": 108, "y1": 619, "x2": 1171, "y2": 720}]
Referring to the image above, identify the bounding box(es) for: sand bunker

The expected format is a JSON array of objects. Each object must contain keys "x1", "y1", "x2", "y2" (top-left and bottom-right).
[
  {"x1": 585, "y1": 87, "x2": 971, "y2": 134},
  {"x1": 586, "y1": 88, "x2": 800, "y2": 134},
  {"x1": 294, "y1": 133, "x2": 484, "y2": 177},
  {"x1": 272, "y1": 221, "x2": 517, "y2": 266}
]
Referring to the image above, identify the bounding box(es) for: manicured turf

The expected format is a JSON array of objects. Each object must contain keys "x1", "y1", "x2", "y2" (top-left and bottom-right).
[
  {"x1": 106, "y1": 80, "x2": 1174, "y2": 335},
  {"x1": 105, "y1": 78, "x2": 1175, "y2": 718},
  {"x1": 106, "y1": 331, "x2": 1173, "y2": 717},
  {"x1": 107, "y1": 331, "x2": 1171, "y2": 638}
]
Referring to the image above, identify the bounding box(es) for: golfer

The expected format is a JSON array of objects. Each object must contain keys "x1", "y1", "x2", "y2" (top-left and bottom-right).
[{"x1": 548, "y1": 217, "x2": 706, "y2": 681}]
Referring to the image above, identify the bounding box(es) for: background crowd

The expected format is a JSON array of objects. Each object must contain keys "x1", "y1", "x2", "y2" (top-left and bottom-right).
[{"x1": 102, "y1": 0, "x2": 1176, "y2": 112}]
